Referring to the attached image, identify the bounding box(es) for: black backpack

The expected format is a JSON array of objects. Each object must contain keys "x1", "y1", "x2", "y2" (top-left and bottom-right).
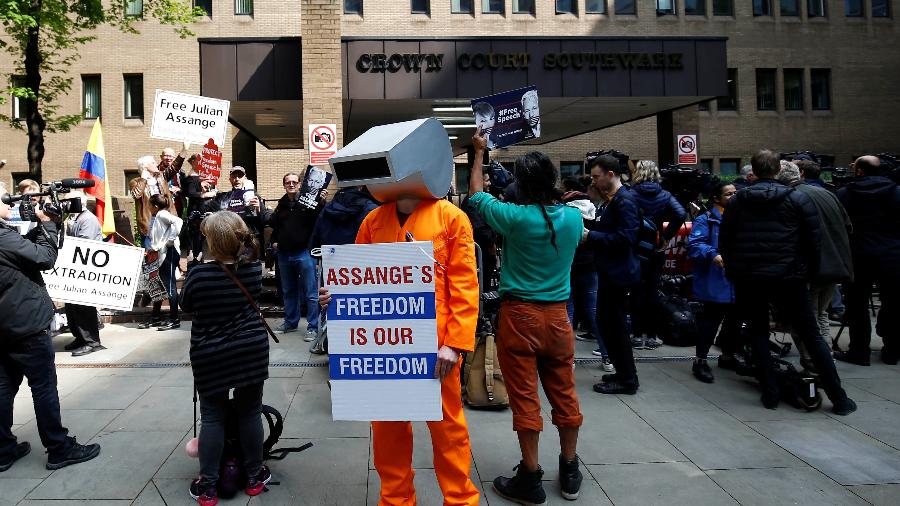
[
  {"x1": 657, "y1": 293, "x2": 698, "y2": 347},
  {"x1": 635, "y1": 210, "x2": 659, "y2": 263}
]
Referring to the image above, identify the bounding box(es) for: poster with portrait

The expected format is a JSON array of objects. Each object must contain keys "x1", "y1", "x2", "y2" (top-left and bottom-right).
[
  {"x1": 471, "y1": 86, "x2": 541, "y2": 150},
  {"x1": 298, "y1": 165, "x2": 333, "y2": 209}
]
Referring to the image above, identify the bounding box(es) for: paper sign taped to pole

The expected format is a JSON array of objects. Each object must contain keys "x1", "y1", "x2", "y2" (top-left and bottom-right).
[
  {"x1": 323, "y1": 241, "x2": 441, "y2": 422},
  {"x1": 42, "y1": 237, "x2": 144, "y2": 311},
  {"x1": 150, "y1": 90, "x2": 230, "y2": 146}
]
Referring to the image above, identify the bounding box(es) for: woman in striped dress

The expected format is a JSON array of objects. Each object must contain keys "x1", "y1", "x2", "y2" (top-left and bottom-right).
[{"x1": 181, "y1": 211, "x2": 270, "y2": 506}]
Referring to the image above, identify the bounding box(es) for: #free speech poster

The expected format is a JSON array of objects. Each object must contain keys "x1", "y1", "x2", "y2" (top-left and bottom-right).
[{"x1": 323, "y1": 241, "x2": 441, "y2": 421}]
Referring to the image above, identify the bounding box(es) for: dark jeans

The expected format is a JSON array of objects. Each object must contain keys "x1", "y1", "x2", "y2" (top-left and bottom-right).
[
  {"x1": 735, "y1": 281, "x2": 847, "y2": 403},
  {"x1": 847, "y1": 268, "x2": 899, "y2": 357},
  {"x1": 567, "y1": 266, "x2": 608, "y2": 357},
  {"x1": 198, "y1": 383, "x2": 265, "y2": 484},
  {"x1": 695, "y1": 301, "x2": 741, "y2": 359},
  {"x1": 596, "y1": 281, "x2": 636, "y2": 381},
  {"x1": 630, "y1": 253, "x2": 663, "y2": 338},
  {"x1": 63, "y1": 303, "x2": 100, "y2": 347},
  {"x1": 0, "y1": 331, "x2": 71, "y2": 458},
  {"x1": 152, "y1": 247, "x2": 179, "y2": 321}
]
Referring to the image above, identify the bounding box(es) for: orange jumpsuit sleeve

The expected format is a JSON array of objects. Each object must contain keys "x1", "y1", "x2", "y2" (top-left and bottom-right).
[{"x1": 441, "y1": 209, "x2": 478, "y2": 353}]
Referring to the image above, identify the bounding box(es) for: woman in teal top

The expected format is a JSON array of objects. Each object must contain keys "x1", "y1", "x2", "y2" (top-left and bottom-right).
[{"x1": 467, "y1": 129, "x2": 586, "y2": 505}]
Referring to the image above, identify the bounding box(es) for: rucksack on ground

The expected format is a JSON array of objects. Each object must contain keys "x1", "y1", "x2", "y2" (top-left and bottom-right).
[
  {"x1": 463, "y1": 319, "x2": 509, "y2": 410},
  {"x1": 657, "y1": 293, "x2": 699, "y2": 347}
]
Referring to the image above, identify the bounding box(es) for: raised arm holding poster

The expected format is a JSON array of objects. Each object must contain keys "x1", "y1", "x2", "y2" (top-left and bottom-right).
[
  {"x1": 323, "y1": 241, "x2": 441, "y2": 422},
  {"x1": 471, "y1": 85, "x2": 541, "y2": 150},
  {"x1": 298, "y1": 165, "x2": 333, "y2": 209},
  {"x1": 150, "y1": 90, "x2": 230, "y2": 146}
]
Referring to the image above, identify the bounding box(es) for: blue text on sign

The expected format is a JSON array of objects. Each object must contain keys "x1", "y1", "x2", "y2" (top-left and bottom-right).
[
  {"x1": 330, "y1": 353, "x2": 437, "y2": 380},
  {"x1": 328, "y1": 292, "x2": 436, "y2": 321}
]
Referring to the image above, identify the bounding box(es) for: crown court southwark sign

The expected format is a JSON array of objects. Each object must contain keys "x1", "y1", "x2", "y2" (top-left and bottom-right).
[{"x1": 355, "y1": 51, "x2": 684, "y2": 73}]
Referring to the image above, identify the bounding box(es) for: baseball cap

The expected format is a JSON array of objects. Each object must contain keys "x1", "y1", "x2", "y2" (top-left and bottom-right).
[{"x1": 230, "y1": 166, "x2": 246, "y2": 176}]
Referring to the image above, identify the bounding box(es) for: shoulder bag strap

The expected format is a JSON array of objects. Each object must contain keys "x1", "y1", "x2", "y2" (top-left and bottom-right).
[
  {"x1": 484, "y1": 332, "x2": 496, "y2": 402},
  {"x1": 217, "y1": 262, "x2": 280, "y2": 344}
]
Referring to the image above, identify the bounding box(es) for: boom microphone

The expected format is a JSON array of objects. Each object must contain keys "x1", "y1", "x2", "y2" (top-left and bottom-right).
[
  {"x1": 60, "y1": 178, "x2": 96, "y2": 189},
  {"x1": 1, "y1": 193, "x2": 19, "y2": 205}
]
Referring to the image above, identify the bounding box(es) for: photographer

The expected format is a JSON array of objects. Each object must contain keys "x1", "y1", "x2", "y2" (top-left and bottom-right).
[
  {"x1": 62, "y1": 191, "x2": 105, "y2": 357},
  {"x1": 0, "y1": 185, "x2": 101, "y2": 472}
]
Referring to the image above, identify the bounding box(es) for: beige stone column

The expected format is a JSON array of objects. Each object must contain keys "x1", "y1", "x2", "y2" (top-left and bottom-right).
[{"x1": 301, "y1": 0, "x2": 344, "y2": 170}]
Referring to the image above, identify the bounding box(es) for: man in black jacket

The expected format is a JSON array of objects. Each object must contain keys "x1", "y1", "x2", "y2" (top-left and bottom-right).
[
  {"x1": 0, "y1": 187, "x2": 101, "y2": 472},
  {"x1": 835, "y1": 155, "x2": 900, "y2": 366},
  {"x1": 720, "y1": 150, "x2": 856, "y2": 415}
]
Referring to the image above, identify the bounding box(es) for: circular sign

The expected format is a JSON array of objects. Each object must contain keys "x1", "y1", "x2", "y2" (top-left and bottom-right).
[
  {"x1": 679, "y1": 137, "x2": 695, "y2": 153},
  {"x1": 311, "y1": 125, "x2": 336, "y2": 150}
]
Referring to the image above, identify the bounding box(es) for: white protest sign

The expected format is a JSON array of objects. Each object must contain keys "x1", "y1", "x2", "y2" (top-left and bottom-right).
[
  {"x1": 42, "y1": 237, "x2": 144, "y2": 311},
  {"x1": 677, "y1": 134, "x2": 698, "y2": 165},
  {"x1": 323, "y1": 241, "x2": 441, "y2": 422},
  {"x1": 150, "y1": 90, "x2": 230, "y2": 146},
  {"x1": 309, "y1": 123, "x2": 337, "y2": 165}
]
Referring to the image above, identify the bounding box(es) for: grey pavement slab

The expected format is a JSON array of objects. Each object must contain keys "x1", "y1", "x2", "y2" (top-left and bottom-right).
[
  {"x1": 845, "y1": 377, "x2": 900, "y2": 403},
  {"x1": 0, "y1": 479, "x2": 42, "y2": 506},
  {"x1": 706, "y1": 467, "x2": 869, "y2": 506},
  {"x1": 154, "y1": 367, "x2": 194, "y2": 387},
  {"x1": 17, "y1": 501, "x2": 130, "y2": 506},
  {"x1": 117, "y1": 332, "x2": 190, "y2": 364},
  {"x1": 826, "y1": 400, "x2": 900, "y2": 450},
  {"x1": 577, "y1": 398, "x2": 686, "y2": 465},
  {"x1": 246, "y1": 438, "x2": 368, "y2": 505},
  {"x1": 367, "y1": 467, "x2": 488, "y2": 506},
  {"x1": 132, "y1": 482, "x2": 168, "y2": 506},
  {"x1": 281, "y1": 383, "x2": 369, "y2": 439},
  {"x1": 297, "y1": 365, "x2": 329, "y2": 384},
  {"x1": 261, "y1": 378, "x2": 302, "y2": 416},
  {"x1": 587, "y1": 462, "x2": 738, "y2": 506},
  {"x1": 847, "y1": 484, "x2": 900, "y2": 505},
  {"x1": 105, "y1": 386, "x2": 194, "y2": 433},
  {"x1": 483, "y1": 478, "x2": 613, "y2": 506},
  {"x1": 749, "y1": 419, "x2": 900, "y2": 485},
  {"x1": 7, "y1": 409, "x2": 121, "y2": 480},
  {"x1": 640, "y1": 409, "x2": 805, "y2": 470},
  {"x1": 154, "y1": 478, "x2": 247, "y2": 506},
  {"x1": 154, "y1": 431, "x2": 197, "y2": 480},
  {"x1": 53, "y1": 369, "x2": 100, "y2": 398},
  {"x1": 27, "y1": 431, "x2": 183, "y2": 500},
  {"x1": 831, "y1": 360, "x2": 900, "y2": 381},
  {"x1": 12, "y1": 396, "x2": 35, "y2": 427},
  {"x1": 60, "y1": 375, "x2": 157, "y2": 411}
]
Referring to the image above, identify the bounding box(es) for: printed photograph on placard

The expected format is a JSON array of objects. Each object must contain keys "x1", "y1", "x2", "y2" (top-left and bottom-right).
[
  {"x1": 298, "y1": 165, "x2": 333, "y2": 209},
  {"x1": 471, "y1": 86, "x2": 541, "y2": 150}
]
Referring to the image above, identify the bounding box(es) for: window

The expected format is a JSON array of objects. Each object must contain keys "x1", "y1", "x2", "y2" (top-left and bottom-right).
[
  {"x1": 700, "y1": 159, "x2": 713, "y2": 173},
  {"x1": 82, "y1": 75, "x2": 101, "y2": 119},
  {"x1": 560, "y1": 162, "x2": 584, "y2": 179},
  {"x1": 344, "y1": 0, "x2": 363, "y2": 14},
  {"x1": 615, "y1": 0, "x2": 637, "y2": 14},
  {"x1": 685, "y1": 0, "x2": 706, "y2": 14},
  {"x1": 780, "y1": 0, "x2": 799, "y2": 15},
  {"x1": 811, "y1": 69, "x2": 831, "y2": 110},
  {"x1": 718, "y1": 68, "x2": 738, "y2": 111},
  {"x1": 412, "y1": 0, "x2": 429, "y2": 14},
  {"x1": 845, "y1": 0, "x2": 863, "y2": 15},
  {"x1": 753, "y1": 0, "x2": 772, "y2": 15},
  {"x1": 586, "y1": 0, "x2": 607, "y2": 12},
  {"x1": 11, "y1": 76, "x2": 26, "y2": 121},
  {"x1": 713, "y1": 0, "x2": 734, "y2": 15},
  {"x1": 451, "y1": 0, "x2": 473, "y2": 13},
  {"x1": 510, "y1": 0, "x2": 529, "y2": 14},
  {"x1": 124, "y1": 74, "x2": 143, "y2": 120},
  {"x1": 235, "y1": 0, "x2": 253, "y2": 15},
  {"x1": 657, "y1": 0, "x2": 676, "y2": 15},
  {"x1": 720, "y1": 159, "x2": 741, "y2": 176},
  {"x1": 485, "y1": 0, "x2": 505, "y2": 14},
  {"x1": 872, "y1": 0, "x2": 890, "y2": 16},
  {"x1": 125, "y1": 0, "x2": 142, "y2": 17},
  {"x1": 455, "y1": 164, "x2": 470, "y2": 195},
  {"x1": 784, "y1": 68, "x2": 803, "y2": 111},
  {"x1": 755, "y1": 69, "x2": 776, "y2": 111},
  {"x1": 808, "y1": 0, "x2": 826, "y2": 16},
  {"x1": 124, "y1": 171, "x2": 140, "y2": 195},
  {"x1": 698, "y1": 100, "x2": 711, "y2": 111},
  {"x1": 557, "y1": 0, "x2": 577, "y2": 14}
]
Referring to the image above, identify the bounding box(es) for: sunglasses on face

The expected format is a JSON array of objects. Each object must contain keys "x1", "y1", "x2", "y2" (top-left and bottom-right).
[{"x1": 284, "y1": 181, "x2": 300, "y2": 186}]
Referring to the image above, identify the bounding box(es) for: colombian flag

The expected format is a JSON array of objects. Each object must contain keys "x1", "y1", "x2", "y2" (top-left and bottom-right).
[{"x1": 79, "y1": 120, "x2": 116, "y2": 236}]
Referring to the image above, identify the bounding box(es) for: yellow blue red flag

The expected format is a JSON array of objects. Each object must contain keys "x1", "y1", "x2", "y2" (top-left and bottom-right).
[{"x1": 79, "y1": 120, "x2": 116, "y2": 236}]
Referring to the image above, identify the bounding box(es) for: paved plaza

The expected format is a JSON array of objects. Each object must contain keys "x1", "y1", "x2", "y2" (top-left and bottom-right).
[{"x1": 3, "y1": 319, "x2": 900, "y2": 505}]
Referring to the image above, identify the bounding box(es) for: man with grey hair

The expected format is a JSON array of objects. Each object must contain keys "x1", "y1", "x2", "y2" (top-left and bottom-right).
[
  {"x1": 61, "y1": 190, "x2": 105, "y2": 357},
  {"x1": 776, "y1": 160, "x2": 853, "y2": 372},
  {"x1": 733, "y1": 164, "x2": 757, "y2": 190},
  {"x1": 129, "y1": 143, "x2": 189, "y2": 248}
]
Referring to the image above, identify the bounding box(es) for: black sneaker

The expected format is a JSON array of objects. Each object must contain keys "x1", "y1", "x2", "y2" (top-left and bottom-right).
[
  {"x1": 559, "y1": 455, "x2": 582, "y2": 501},
  {"x1": 692, "y1": 359, "x2": 714, "y2": 384},
  {"x1": 832, "y1": 397, "x2": 858, "y2": 416},
  {"x1": 156, "y1": 320, "x2": 181, "y2": 331},
  {"x1": 245, "y1": 465, "x2": 272, "y2": 496},
  {"x1": 46, "y1": 438, "x2": 101, "y2": 470},
  {"x1": 594, "y1": 380, "x2": 638, "y2": 395},
  {"x1": 189, "y1": 478, "x2": 219, "y2": 506},
  {"x1": 601, "y1": 373, "x2": 639, "y2": 388},
  {"x1": 70, "y1": 345, "x2": 98, "y2": 357},
  {"x1": 833, "y1": 350, "x2": 871, "y2": 367},
  {"x1": 0, "y1": 442, "x2": 30, "y2": 472},
  {"x1": 882, "y1": 347, "x2": 899, "y2": 366},
  {"x1": 137, "y1": 319, "x2": 163, "y2": 330},
  {"x1": 493, "y1": 462, "x2": 546, "y2": 506},
  {"x1": 64, "y1": 340, "x2": 86, "y2": 351}
]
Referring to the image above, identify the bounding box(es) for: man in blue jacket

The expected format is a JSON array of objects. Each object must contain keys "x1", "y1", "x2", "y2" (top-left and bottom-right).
[{"x1": 585, "y1": 155, "x2": 642, "y2": 395}]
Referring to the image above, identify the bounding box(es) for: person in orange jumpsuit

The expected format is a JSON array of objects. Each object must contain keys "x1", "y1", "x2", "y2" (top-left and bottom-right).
[{"x1": 321, "y1": 194, "x2": 480, "y2": 506}]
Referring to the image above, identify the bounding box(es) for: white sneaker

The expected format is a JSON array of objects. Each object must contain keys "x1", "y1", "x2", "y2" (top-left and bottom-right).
[
  {"x1": 600, "y1": 358, "x2": 615, "y2": 373},
  {"x1": 591, "y1": 349, "x2": 604, "y2": 357},
  {"x1": 646, "y1": 336, "x2": 664, "y2": 349},
  {"x1": 631, "y1": 335, "x2": 647, "y2": 350},
  {"x1": 304, "y1": 330, "x2": 317, "y2": 342}
]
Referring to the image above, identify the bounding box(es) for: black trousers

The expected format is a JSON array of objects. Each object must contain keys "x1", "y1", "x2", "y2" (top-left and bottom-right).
[
  {"x1": 696, "y1": 301, "x2": 742, "y2": 359},
  {"x1": 0, "y1": 331, "x2": 71, "y2": 458},
  {"x1": 630, "y1": 253, "x2": 663, "y2": 338},
  {"x1": 734, "y1": 281, "x2": 847, "y2": 403},
  {"x1": 596, "y1": 282, "x2": 637, "y2": 381},
  {"x1": 63, "y1": 304, "x2": 100, "y2": 347},
  {"x1": 847, "y1": 266, "x2": 900, "y2": 357},
  {"x1": 198, "y1": 383, "x2": 265, "y2": 484}
]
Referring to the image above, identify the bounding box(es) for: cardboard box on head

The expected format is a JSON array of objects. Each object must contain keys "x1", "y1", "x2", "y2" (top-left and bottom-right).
[{"x1": 328, "y1": 118, "x2": 453, "y2": 203}]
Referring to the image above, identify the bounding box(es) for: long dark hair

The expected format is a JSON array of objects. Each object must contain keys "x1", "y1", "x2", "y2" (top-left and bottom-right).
[{"x1": 512, "y1": 152, "x2": 563, "y2": 252}]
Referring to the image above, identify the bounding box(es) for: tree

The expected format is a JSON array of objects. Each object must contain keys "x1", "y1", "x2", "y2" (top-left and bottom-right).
[{"x1": 0, "y1": 1, "x2": 201, "y2": 181}]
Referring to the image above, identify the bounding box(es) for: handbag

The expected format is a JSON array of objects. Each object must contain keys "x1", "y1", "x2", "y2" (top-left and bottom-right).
[{"x1": 217, "y1": 262, "x2": 280, "y2": 344}]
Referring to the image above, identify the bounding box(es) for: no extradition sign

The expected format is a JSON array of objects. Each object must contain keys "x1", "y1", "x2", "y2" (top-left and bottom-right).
[
  {"x1": 677, "y1": 134, "x2": 698, "y2": 165},
  {"x1": 309, "y1": 123, "x2": 337, "y2": 166},
  {"x1": 150, "y1": 90, "x2": 230, "y2": 147},
  {"x1": 43, "y1": 237, "x2": 144, "y2": 311},
  {"x1": 323, "y1": 241, "x2": 441, "y2": 422}
]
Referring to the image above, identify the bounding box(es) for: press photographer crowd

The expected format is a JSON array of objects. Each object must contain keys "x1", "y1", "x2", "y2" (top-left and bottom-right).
[{"x1": 2, "y1": 122, "x2": 899, "y2": 506}]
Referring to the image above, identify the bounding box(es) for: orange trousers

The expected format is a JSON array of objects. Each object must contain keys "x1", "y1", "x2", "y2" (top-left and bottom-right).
[{"x1": 372, "y1": 363, "x2": 480, "y2": 506}]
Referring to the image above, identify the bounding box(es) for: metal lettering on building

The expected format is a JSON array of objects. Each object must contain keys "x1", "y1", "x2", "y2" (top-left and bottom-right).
[{"x1": 355, "y1": 52, "x2": 683, "y2": 73}]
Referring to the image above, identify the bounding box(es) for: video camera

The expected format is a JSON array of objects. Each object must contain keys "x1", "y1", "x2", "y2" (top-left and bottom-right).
[
  {"x1": 486, "y1": 160, "x2": 513, "y2": 196},
  {"x1": 1, "y1": 178, "x2": 93, "y2": 222},
  {"x1": 659, "y1": 164, "x2": 715, "y2": 214}
]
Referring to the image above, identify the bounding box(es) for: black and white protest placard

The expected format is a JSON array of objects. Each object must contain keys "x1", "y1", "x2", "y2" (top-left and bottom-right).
[
  {"x1": 150, "y1": 90, "x2": 231, "y2": 146},
  {"x1": 43, "y1": 237, "x2": 144, "y2": 311},
  {"x1": 471, "y1": 85, "x2": 541, "y2": 150},
  {"x1": 298, "y1": 165, "x2": 333, "y2": 209}
]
